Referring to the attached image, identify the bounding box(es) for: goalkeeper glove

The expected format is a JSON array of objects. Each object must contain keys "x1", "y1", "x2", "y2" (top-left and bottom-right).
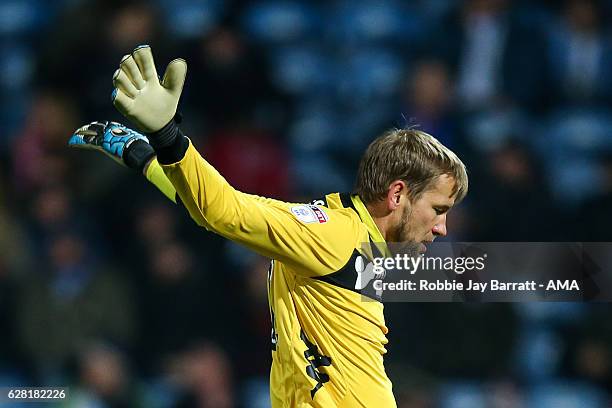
[
  {"x1": 69, "y1": 121, "x2": 155, "y2": 173},
  {"x1": 112, "y1": 45, "x2": 187, "y2": 134}
]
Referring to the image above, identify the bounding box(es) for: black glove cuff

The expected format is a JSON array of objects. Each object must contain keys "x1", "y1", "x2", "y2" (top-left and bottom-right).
[
  {"x1": 147, "y1": 115, "x2": 188, "y2": 164},
  {"x1": 124, "y1": 140, "x2": 156, "y2": 172},
  {"x1": 148, "y1": 117, "x2": 180, "y2": 150}
]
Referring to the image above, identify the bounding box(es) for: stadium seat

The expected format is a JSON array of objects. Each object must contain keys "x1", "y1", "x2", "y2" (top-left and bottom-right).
[
  {"x1": 156, "y1": 0, "x2": 225, "y2": 38},
  {"x1": 528, "y1": 382, "x2": 607, "y2": 408},
  {"x1": 463, "y1": 108, "x2": 531, "y2": 152},
  {"x1": 544, "y1": 109, "x2": 612, "y2": 155},
  {"x1": 289, "y1": 103, "x2": 340, "y2": 154},
  {"x1": 0, "y1": 45, "x2": 34, "y2": 91},
  {"x1": 241, "y1": 1, "x2": 320, "y2": 44},
  {"x1": 270, "y1": 46, "x2": 333, "y2": 95},
  {"x1": 0, "y1": 0, "x2": 50, "y2": 38},
  {"x1": 514, "y1": 327, "x2": 562, "y2": 382},
  {"x1": 292, "y1": 153, "x2": 352, "y2": 196},
  {"x1": 240, "y1": 378, "x2": 271, "y2": 408},
  {"x1": 438, "y1": 382, "x2": 487, "y2": 408},
  {"x1": 335, "y1": 48, "x2": 405, "y2": 106},
  {"x1": 514, "y1": 303, "x2": 586, "y2": 324},
  {"x1": 548, "y1": 158, "x2": 601, "y2": 205},
  {"x1": 0, "y1": 45, "x2": 32, "y2": 142},
  {"x1": 540, "y1": 109, "x2": 612, "y2": 205},
  {"x1": 326, "y1": 0, "x2": 422, "y2": 47}
]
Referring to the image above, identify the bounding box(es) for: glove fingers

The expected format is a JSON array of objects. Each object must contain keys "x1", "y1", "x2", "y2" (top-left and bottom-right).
[
  {"x1": 120, "y1": 54, "x2": 145, "y2": 89},
  {"x1": 112, "y1": 88, "x2": 134, "y2": 116},
  {"x1": 132, "y1": 45, "x2": 158, "y2": 82},
  {"x1": 73, "y1": 123, "x2": 90, "y2": 135},
  {"x1": 68, "y1": 134, "x2": 99, "y2": 151},
  {"x1": 68, "y1": 134, "x2": 87, "y2": 147},
  {"x1": 162, "y1": 58, "x2": 187, "y2": 96},
  {"x1": 113, "y1": 69, "x2": 138, "y2": 97}
]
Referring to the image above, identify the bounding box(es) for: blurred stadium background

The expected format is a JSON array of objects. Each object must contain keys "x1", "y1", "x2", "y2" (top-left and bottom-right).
[{"x1": 1, "y1": 0, "x2": 612, "y2": 406}]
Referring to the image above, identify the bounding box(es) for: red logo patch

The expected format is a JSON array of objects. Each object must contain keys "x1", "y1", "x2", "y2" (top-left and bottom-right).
[{"x1": 309, "y1": 205, "x2": 328, "y2": 223}]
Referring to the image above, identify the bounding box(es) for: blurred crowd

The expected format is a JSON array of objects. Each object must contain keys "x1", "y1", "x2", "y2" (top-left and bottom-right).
[{"x1": 2, "y1": 0, "x2": 612, "y2": 406}]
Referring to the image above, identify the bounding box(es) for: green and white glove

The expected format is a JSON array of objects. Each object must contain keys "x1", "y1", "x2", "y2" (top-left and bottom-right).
[{"x1": 112, "y1": 45, "x2": 187, "y2": 133}]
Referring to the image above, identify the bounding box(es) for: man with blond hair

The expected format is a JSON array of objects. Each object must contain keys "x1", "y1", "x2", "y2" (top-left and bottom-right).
[{"x1": 70, "y1": 45, "x2": 468, "y2": 407}]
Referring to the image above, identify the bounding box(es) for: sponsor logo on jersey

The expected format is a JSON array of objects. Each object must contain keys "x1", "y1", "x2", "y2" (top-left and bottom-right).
[
  {"x1": 310, "y1": 199, "x2": 326, "y2": 206},
  {"x1": 310, "y1": 205, "x2": 328, "y2": 223},
  {"x1": 290, "y1": 205, "x2": 329, "y2": 224}
]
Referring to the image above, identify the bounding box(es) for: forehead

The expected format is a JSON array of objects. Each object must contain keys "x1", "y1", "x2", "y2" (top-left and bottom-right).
[{"x1": 421, "y1": 174, "x2": 457, "y2": 203}]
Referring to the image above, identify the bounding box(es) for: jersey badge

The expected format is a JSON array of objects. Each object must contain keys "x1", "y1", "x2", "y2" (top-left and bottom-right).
[{"x1": 290, "y1": 205, "x2": 329, "y2": 224}]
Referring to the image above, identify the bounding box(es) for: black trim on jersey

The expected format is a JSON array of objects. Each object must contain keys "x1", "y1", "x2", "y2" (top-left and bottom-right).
[
  {"x1": 300, "y1": 329, "x2": 332, "y2": 399},
  {"x1": 309, "y1": 196, "x2": 328, "y2": 207},
  {"x1": 314, "y1": 247, "x2": 383, "y2": 302},
  {"x1": 313, "y1": 193, "x2": 383, "y2": 302},
  {"x1": 314, "y1": 249, "x2": 363, "y2": 294},
  {"x1": 339, "y1": 192, "x2": 356, "y2": 212},
  {"x1": 311, "y1": 192, "x2": 386, "y2": 301}
]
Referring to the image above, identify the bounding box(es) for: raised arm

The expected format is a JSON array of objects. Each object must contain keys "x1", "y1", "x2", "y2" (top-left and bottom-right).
[{"x1": 108, "y1": 45, "x2": 361, "y2": 276}]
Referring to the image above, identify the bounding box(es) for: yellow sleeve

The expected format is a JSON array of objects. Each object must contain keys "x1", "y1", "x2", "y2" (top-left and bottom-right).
[
  {"x1": 144, "y1": 158, "x2": 177, "y2": 203},
  {"x1": 160, "y1": 140, "x2": 362, "y2": 277}
]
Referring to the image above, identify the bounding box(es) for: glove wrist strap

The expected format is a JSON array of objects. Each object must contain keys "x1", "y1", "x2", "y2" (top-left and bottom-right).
[
  {"x1": 124, "y1": 140, "x2": 155, "y2": 172},
  {"x1": 148, "y1": 114, "x2": 181, "y2": 149},
  {"x1": 148, "y1": 114, "x2": 188, "y2": 164}
]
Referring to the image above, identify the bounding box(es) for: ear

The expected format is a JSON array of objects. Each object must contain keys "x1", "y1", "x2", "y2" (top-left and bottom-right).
[{"x1": 385, "y1": 180, "x2": 407, "y2": 211}]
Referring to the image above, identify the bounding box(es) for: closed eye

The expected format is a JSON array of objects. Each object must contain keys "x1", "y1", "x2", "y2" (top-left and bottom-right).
[{"x1": 434, "y1": 206, "x2": 450, "y2": 215}]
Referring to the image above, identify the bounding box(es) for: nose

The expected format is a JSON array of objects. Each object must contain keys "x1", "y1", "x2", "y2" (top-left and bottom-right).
[{"x1": 433, "y1": 217, "x2": 447, "y2": 237}]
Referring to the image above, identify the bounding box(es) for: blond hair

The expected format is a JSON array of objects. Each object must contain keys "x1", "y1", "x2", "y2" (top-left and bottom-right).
[{"x1": 355, "y1": 128, "x2": 468, "y2": 204}]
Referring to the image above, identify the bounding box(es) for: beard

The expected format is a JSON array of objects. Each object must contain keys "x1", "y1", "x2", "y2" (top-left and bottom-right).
[
  {"x1": 390, "y1": 204, "x2": 411, "y2": 243},
  {"x1": 389, "y1": 205, "x2": 423, "y2": 256}
]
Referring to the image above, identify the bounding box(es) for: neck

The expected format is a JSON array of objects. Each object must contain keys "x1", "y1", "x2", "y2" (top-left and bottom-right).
[{"x1": 365, "y1": 202, "x2": 393, "y2": 241}]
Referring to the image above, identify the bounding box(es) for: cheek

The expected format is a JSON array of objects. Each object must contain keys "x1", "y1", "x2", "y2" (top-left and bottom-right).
[
  {"x1": 423, "y1": 214, "x2": 438, "y2": 232},
  {"x1": 410, "y1": 207, "x2": 436, "y2": 232}
]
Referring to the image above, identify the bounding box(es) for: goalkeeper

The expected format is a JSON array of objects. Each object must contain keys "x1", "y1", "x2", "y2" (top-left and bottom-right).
[{"x1": 69, "y1": 45, "x2": 468, "y2": 407}]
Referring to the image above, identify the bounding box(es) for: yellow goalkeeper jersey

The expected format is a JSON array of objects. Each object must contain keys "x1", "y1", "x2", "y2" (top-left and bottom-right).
[{"x1": 161, "y1": 140, "x2": 396, "y2": 407}]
